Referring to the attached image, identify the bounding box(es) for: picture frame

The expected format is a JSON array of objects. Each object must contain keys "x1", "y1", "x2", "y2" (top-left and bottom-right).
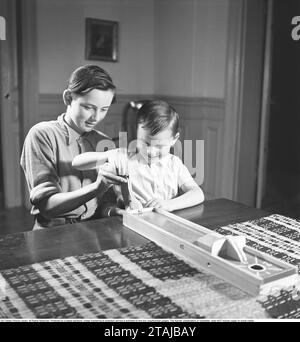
[{"x1": 85, "y1": 18, "x2": 118, "y2": 62}]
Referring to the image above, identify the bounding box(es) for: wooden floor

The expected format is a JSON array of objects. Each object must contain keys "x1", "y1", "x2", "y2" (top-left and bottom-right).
[{"x1": 0, "y1": 206, "x2": 33, "y2": 236}]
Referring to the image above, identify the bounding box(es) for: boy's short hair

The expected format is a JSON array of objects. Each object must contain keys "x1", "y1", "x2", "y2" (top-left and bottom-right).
[
  {"x1": 67, "y1": 65, "x2": 116, "y2": 98},
  {"x1": 136, "y1": 100, "x2": 179, "y2": 137}
]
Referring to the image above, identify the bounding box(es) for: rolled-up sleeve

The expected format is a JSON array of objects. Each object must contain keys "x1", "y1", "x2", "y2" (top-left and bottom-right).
[{"x1": 20, "y1": 125, "x2": 62, "y2": 206}]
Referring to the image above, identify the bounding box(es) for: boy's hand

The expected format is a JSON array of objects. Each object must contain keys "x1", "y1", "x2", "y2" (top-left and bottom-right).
[
  {"x1": 96, "y1": 148, "x2": 129, "y2": 192},
  {"x1": 110, "y1": 148, "x2": 128, "y2": 176},
  {"x1": 103, "y1": 206, "x2": 126, "y2": 217},
  {"x1": 115, "y1": 207, "x2": 126, "y2": 216},
  {"x1": 128, "y1": 198, "x2": 143, "y2": 211},
  {"x1": 144, "y1": 199, "x2": 162, "y2": 209},
  {"x1": 110, "y1": 207, "x2": 126, "y2": 216},
  {"x1": 144, "y1": 199, "x2": 173, "y2": 212},
  {"x1": 97, "y1": 168, "x2": 128, "y2": 187}
]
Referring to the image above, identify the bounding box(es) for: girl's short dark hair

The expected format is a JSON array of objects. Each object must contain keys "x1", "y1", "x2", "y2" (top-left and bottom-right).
[
  {"x1": 136, "y1": 100, "x2": 179, "y2": 137},
  {"x1": 67, "y1": 65, "x2": 116, "y2": 96}
]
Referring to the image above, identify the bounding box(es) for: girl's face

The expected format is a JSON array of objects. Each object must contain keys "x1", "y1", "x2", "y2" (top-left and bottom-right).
[
  {"x1": 136, "y1": 124, "x2": 179, "y2": 162},
  {"x1": 67, "y1": 89, "x2": 114, "y2": 134}
]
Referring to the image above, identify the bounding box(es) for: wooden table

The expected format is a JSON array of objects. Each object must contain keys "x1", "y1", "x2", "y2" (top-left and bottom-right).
[{"x1": 0, "y1": 198, "x2": 268, "y2": 271}]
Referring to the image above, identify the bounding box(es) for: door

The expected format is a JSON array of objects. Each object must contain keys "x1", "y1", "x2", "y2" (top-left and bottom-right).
[
  {"x1": 257, "y1": 0, "x2": 300, "y2": 217},
  {"x1": 222, "y1": 0, "x2": 267, "y2": 206}
]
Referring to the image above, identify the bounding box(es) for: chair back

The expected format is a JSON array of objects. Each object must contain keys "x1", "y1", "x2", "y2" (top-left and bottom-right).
[{"x1": 121, "y1": 100, "x2": 147, "y2": 145}]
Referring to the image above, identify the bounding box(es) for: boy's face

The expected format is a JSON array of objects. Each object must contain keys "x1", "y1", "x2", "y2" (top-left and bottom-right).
[
  {"x1": 67, "y1": 88, "x2": 114, "y2": 133},
  {"x1": 136, "y1": 125, "x2": 179, "y2": 162}
]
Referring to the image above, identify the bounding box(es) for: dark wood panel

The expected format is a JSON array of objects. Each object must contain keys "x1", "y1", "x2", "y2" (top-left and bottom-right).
[{"x1": 0, "y1": 206, "x2": 33, "y2": 235}]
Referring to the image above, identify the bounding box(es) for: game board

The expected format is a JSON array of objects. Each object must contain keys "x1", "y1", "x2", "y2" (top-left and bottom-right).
[{"x1": 123, "y1": 210, "x2": 298, "y2": 296}]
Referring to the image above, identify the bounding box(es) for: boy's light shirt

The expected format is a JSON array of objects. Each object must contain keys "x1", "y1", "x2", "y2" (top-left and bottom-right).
[{"x1": 101, "y1": 150, "x2": 197, "y2": 205}]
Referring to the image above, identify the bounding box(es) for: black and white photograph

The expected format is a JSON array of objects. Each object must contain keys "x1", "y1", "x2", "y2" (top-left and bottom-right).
[
  {"x1": 0, "y1": 0, "x2": 300, "y2": 324},
  {"x1": 85, "y1": 18, "x2": 118, "y2": 62}
]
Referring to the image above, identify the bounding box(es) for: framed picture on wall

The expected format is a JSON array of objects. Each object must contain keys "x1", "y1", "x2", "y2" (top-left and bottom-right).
[{"x1": 85, "y1": 18, "x2": 118, "y2": 62}]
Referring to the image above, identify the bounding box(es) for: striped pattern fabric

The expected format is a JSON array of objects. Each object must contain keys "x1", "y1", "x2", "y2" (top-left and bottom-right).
[
  {"x1": 0, "y1": 242, "x2": 265, "y2": 319},
  {"x1": 1, "y1": 214, "x2": 300, "y2": 319}
]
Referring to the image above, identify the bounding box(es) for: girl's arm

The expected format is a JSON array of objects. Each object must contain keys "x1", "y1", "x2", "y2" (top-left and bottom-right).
[{"x1": 72, "y1": 151, "x2": 110, "y2": 170}]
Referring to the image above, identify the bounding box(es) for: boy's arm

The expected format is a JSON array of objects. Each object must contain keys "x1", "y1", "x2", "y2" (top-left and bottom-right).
[
  {"x1": 166, "y1": 157, "x2": 205, "y2": 211},
  {"x1": 37, "y1": 171, "x2": 127, "y2": 219},
  {"x1": 161, "y1": 183, "x2": 204, "y2": 212},
  {"x1": 72, "y1": 149, "x2": 128, "y2": 176},
  {"x1": 149, "y1": 157, "x2": 204, "y2": 212},
  {"x1": 72, "y1": 151, "x2": 110, "y2": 170},
  {"x1": 145, "y1": 182, "x2": 204, "y2": 212}
]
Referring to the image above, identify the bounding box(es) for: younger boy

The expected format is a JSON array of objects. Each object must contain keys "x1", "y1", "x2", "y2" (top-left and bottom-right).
[{"x1": 72, "y1": 100, "x2": 204, "y2": 215}]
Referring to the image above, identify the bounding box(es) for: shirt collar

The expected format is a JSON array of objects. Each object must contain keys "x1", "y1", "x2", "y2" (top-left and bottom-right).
[
  {"x1": 133, "y1": 151, "x2": 171, "y2": 167},
  {"x1": 57, "y1": 113, "x2": 94, "y2": 145}
]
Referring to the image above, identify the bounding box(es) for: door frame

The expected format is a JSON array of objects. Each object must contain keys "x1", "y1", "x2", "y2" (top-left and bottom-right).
[
  {"x1": 0, "y1": 0, "x2": 22, "y2": 208},
  {"x1": 0, "y1": 0, "x2": 38, "y2": 208},
  {"x1": 256, "y1": 0, "x2": 273, "y2": 208},
  {"x1": 17, "y1": 0, "x2": 39, "y2": 208}
]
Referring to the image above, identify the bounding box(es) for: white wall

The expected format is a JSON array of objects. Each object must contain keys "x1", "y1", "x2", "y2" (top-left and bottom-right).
[
  {"x1": 37, "y1": 0, "x2": 229, "y2": 98},
  {"x1": 36, "y1": 0, "x2": 231, "y2": 201},
  {"x1": 154, "y1": 0, "x2": 229, "y2": 98},
  {"x1": 37, "y1": 0, "x2": 155, "y2": 95}
]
